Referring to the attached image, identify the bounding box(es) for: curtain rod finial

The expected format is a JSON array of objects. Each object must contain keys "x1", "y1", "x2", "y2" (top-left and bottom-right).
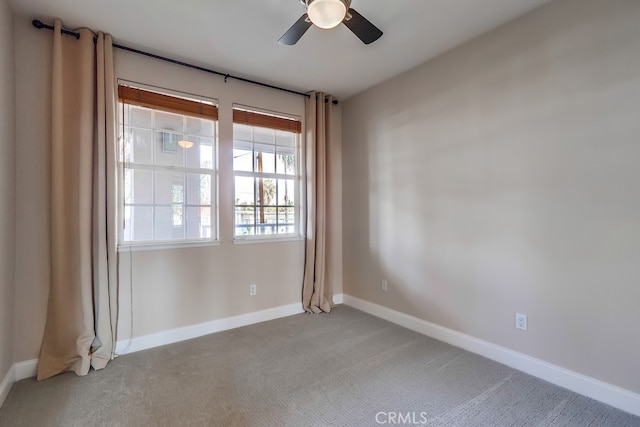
[{"x1": 32, "y1": 19, "x2": 45, "y2": 29}]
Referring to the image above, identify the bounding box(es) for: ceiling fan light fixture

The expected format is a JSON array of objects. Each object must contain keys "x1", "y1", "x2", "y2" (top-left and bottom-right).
[{"x1": 307, "y1": 0, "x2": 347, "y2": 29}]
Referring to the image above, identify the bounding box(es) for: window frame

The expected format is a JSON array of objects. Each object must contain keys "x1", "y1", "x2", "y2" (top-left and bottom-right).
[
  {"x1": 232, "y1": 105, "x2": 303, "y2": 242},
  {"x1": 117, "y1": 81, "x2": 219, "y2": 248}
]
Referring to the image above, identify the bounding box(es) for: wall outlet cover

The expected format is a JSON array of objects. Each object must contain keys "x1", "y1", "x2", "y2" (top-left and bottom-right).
[{"x1": 516, "y1": 313, "x2": 527, "y2": 331}]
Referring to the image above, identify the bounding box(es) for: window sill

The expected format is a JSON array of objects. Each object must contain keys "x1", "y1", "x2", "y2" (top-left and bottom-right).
[
  {"x1": 233, "y1": 235, "x2": 304, "y2": 245},
  {"x1": 117, "y1": 240, "x2": 220, "y2": 252}
]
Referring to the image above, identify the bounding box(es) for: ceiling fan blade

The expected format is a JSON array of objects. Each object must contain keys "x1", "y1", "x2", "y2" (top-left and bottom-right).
[
  {"x1": 343, "y1": 8, "x2": 383, "y2": 45},
  {"x1": 278, "y1": 14, "x2": 312, "y2": 45}
]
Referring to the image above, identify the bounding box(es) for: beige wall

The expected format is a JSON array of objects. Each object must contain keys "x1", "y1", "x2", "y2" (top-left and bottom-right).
[
  {"x1": 342, "y1": 0, "x2": 640, "y2": 394},
  {"x1": 13, "y1": 16, "x2": 51, "y2": 363},
  {"x1": 13, "y1": 16, "x2": 342, "y2": 360},
  {"x1": 0, "y1": 0, "x2": 16, "y2": 380}
]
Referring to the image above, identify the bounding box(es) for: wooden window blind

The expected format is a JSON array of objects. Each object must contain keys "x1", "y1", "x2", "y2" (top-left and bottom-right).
[
  {"x1": 233, "y1": 108, "x2": 301, "y2": 134},
  {"x1": 118, "y1": 85, "x2": 218, "y2": 120}
]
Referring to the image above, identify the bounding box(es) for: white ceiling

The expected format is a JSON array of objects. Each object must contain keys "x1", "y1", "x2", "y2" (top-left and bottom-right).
[{"x1": 10, "y1": 0, "x2": 554, "y2": 100}]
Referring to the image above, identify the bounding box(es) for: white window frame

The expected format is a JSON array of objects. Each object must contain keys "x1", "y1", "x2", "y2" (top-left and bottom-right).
[
  {"x1": 232, "y1": 105, "x2": 302, "y2": 242},
  {"x1": 117, "y1": 81, "x2": 219, "y2": 249}
]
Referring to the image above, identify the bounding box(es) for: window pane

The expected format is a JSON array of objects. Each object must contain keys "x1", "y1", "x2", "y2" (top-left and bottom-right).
[
  {"x1": 155, "y1": 171, "x2": 185, "y2": 205},
  {"x1": 186, "y1": 206, "x2": 211, "y2": 239},
  {"x1": 233, "y1": 123, "x2": 252, "y2": 141},
  {"x1": 281, "y1": 225, "x2": 296, "y2": 234},
  {"x1": 256, "y1": 207, "x2": 276, "y2": 235},
  {"x1": 277, "y1": 179, "x2": 295, "y2": 206},
  {"x1": 124, "y1": 127, "x2": 153, "y2": 164},
  {"x1": 186, "y1": 173, "x2": 211, "y2": 206},
  {"x1": 236, "y1": 225, "x2": 254, "y2": 236},
  {"x1": 125, "y1": 169, "x2": 153, "y2": 204},
  {"x1": 253, "y1": 127, "x2": 274, "y2": 144},
  {"x1": 278, "y1": 207, "x2": 295, "y2": 227},
  {"x1": 235, "y1": 176, "x2": 254, "y2": 205},
  {"x1": 235, "y1": 206, "x2": 255, "y2": 236},
  {"x1": 123, "y1": 169, "x2": 133, "y2": 203},
  {"x1": 125, "y1": 205, "x2": 153, "y2": 241},
  {"x1": 256, "y1": 208, "x2": 277, "y2": 235},
  {"x1": 185, "y1": 137, "x2": 214, "y2": 169},
  {"x1": 263, "y1": 207, "x2": 277, "y2": 225},
  {"x1": 256, "y1": 222, "x2": 278, "y2": 235},
  {"x1": 276, "y1": 149, "x2": 295, "y2": 175},
  {"x1": 155, "y1": 206, "x2": 184, "y2": 240},
  {"x1": 186, "y1": 116, "x2": 214, "y2": 137},
  {"x1": 233, "y1": 144, "x2": 253, "y2": 172},
  {"x1": 257, "y1": 178, "x2": 276, "y2": 206},
  {"x1": 276, "y1": 130, "x2": 295, "y2": 148},
  {"x1": 172, "y1": 204, "x2": 183, "y2": 227},
  {"x1": 154, "y1": 131, "x2": 185, "y2": 167},
  {"x1": 126, "y1": 105, "x2": 152, "y2": 128},
  {"x1": 255, "y1": 144, "x2": 275, "y2": 173},
  {"x1": 155, "y1": 110, "x2": 183, "y2": 132}
]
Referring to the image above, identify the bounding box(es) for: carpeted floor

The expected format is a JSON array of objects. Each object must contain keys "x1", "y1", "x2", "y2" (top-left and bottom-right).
[{"x1": 1, "y1": 305, "x2": 638, "y2": 426}]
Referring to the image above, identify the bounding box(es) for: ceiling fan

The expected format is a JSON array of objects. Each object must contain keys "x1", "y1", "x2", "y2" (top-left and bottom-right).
[{"x1": 278, "y1": 0, "x2": 383, "y2": 46}]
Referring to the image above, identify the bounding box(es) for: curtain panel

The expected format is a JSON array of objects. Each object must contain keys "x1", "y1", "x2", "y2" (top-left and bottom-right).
[
  {"x1": 302, "y1": 92, "x2": 334, "y2": 313},
  {"x1": 37, "y1": 20, "x2": 118, "y2": 381}
]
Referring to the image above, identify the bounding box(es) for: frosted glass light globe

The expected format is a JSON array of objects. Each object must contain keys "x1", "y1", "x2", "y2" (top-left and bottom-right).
[{"x1": 307, "y1": 0, "x2": 347, "y2": 29}]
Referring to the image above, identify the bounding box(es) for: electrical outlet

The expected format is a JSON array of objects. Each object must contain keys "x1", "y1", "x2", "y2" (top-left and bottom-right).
[
  {"x1": 381, "y1": 280, "x2": 388, "y2": 291},
  {"x1": 515, "y1": 313, "x2": 527, "y2": 331},
  {"x1": 250, "y1": 284, "x2": 257, "y2": 296}
]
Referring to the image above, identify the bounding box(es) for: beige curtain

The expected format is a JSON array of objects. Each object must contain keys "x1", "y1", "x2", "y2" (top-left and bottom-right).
[
  {"x1": 38, "y1": 21, "x2": 118, "y2": 381},
  {"x1": 302, "y1": 92, "x2": 334, "y2": 313}
]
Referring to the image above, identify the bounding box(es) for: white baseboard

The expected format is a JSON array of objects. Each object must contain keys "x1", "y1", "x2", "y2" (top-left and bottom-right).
[
  {"x1": 14, "y1": 359, "x2": 38, "y2": 381},
  {"x1": 116, "y1": 301, "x2": 305, "y2": 355},
  {"x1": 0, "y1": 359, "x2": 39, "y2": 408},
  {"x1": 333, "y1": 293, "x2": 344, "y2": 304},
  {"x1": 341, "y1": 295, "x2": 640, "y2": 418},
  {"x1": 0, "y1": 365, "x2": 15, "y2": 408}
]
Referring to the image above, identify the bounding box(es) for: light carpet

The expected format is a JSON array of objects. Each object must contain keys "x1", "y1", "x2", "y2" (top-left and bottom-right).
[{"x1": 1, "y1": 306, "x2": 638, "y2": 426}]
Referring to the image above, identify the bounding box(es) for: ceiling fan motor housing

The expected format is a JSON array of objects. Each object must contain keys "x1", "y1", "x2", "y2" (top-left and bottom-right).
[
  {"x1": 301, "y1": 0, "x2": 351, "y2": 7},
  {"x1": 280, "y1": 0, "x2": 381, "y2": 46}
]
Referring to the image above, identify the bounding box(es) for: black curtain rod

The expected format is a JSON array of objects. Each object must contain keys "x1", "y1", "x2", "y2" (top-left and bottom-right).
[{"x1": 32, "y1": 19, "x2": 339, "y2": 105}]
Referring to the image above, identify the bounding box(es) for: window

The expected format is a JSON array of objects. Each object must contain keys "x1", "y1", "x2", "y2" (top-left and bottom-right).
[
  {"x1": 118, "y1": 84, "x2": 218, "y2": 245},
  {"x1": 233, "y1": 107, "x2": 301, "y2": 238}
]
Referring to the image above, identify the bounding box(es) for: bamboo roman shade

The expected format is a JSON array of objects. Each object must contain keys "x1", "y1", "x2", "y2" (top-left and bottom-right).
[
  {"x1": 233, "y1": 108, "x2": 302, "y2": 134},
  {"x1": 118, "y1": 85, "x2": 218, "y2": 120}
]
